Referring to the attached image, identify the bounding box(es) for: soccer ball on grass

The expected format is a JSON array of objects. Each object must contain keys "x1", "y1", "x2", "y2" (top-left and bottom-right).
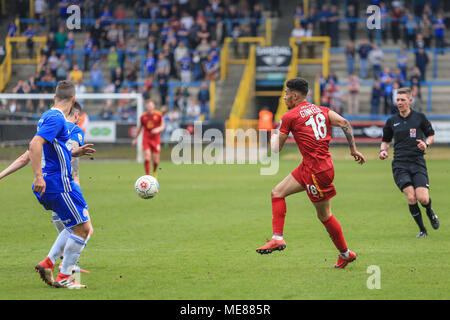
[{"x1": 135, "y1": 175, "x2": 159, "y2": 199}]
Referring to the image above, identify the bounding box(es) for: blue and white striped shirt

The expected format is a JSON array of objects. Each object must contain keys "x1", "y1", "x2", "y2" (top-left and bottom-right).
[{"x1": 35, "y1": 108, "x2": 74, "y2": 193}]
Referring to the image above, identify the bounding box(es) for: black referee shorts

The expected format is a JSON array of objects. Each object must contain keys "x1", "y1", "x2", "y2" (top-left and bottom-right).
[{"x1": 392, "y1": 160, "x2": 429, "y2": 191}]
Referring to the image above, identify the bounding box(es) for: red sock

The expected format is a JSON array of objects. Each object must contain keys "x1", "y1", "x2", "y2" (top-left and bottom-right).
[
  {"x1": 321, "y1": 215, "x2": 348, "y2": 252},
  {"x1": 144, "y1": 160, "x2": 150, "y2": 175},
  {"x1": 272, "y1": 197, "x2": 287, "y2": 236},
  {"x1": 153, "y1": 162, "x2": 159, "y2": 174}
]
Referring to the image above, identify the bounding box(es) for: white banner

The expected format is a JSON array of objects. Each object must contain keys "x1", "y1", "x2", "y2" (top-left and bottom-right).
[
  {"x1": 431, "y1": 121, "x2": 450, "y2": 143},
  {"x1": 85, "y1": 121, "x2": 116, "y2": 143}
]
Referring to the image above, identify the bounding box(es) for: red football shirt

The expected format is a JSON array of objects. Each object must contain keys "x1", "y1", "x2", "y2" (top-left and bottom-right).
[
  {"x1": 140, "y1": 111, "x2": 163, "y2": 142},
  {"x1": 279, "y1": 101, "x2": 333, "y2": 173}
]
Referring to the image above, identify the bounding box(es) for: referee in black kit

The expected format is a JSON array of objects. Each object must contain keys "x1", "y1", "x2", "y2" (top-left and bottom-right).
[{"x1": 379, "y1": 87, "x2": 439, "y2": 238}]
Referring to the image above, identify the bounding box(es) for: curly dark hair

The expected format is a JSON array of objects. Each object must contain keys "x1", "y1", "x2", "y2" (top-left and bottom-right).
[{"x1": 286, "y1": 77, "x2": 309, "y2": 96}]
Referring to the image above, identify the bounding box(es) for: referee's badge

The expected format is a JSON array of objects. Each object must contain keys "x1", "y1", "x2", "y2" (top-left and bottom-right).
[{"x1": 410, "y1": 129, "x2": 416, "y2": 138}]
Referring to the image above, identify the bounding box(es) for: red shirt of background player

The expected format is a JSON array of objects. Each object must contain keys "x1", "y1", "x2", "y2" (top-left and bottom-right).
[
  {"x1": 140, "y1": 110, "x2": 163, "y2": 151},
  {"x1": 279, "y1": 101, "x2": 333, "y2": 174},
  {"x1": 141, "y1": 110, "x2": 163, "y2": 141}
]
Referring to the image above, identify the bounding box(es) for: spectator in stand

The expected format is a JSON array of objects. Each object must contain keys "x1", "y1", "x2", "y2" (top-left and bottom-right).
[
  {"x1": 55, "y1": 24, "x2": 67, "y2": 51},
  {"x1": 146, "y1": 35, "x2": 158, "y2": 53},
  {"x1": 397, "y1": 47, "x2": 409, "y2": 78},
  {"x1": 45, "y1": 32, "x2": 57, "y2": 58},
  {"x1": 13, "y1": 80, "x2": 30, "y2": 94},
  {"x1": 203, "y1": 52, "x2": 219, "y2": 82},
  {"x1": 358, "y1": 39, "x2": 372, "y2": 79},
  {"x1": 156, "y1": 52, "x2": 171, "y2": 77},
  {"x1": 114, "y1": 4, "x2": 127, "y2": 20},
  {"x1": 90, "y1": 18, "x2": 104, "y2": 48},
  {"x1": 112, "y1": 66, "x2": 124, "y2": 93},
  {"x1": 69, "y1": 64, "x2": 83, "y2": 84},
  {"x1": 420, "y1": 14, "x2": 434, "y2": 48},
  {"x1": 411, "y1": 84, "x2": 423, "y2": 112},
  {"x1": 370, "y1": 81, "x2": 383, "y2": 115},
  {"x1": 404, "y1": 14, "x2": 417, "y2": 49},
  {"x1": 100, "y1": 5, "x2": 113, "y2": 26},
  {"x1": 291, "y1": 23, "x2": 306, "y2": 38},
  {"x1": 433, "y1": 12, "x2": 446, "y2": 52},
  {"x1": 83, "y1": 32, "x2": 94, "y2": 71},
  {"x1": 144, "y1": 51, "x2": 156, "y2": 78},
  {"x1": 318, "y1": 3, "x2": 329, "y2": 37},
  {"x1": 65, "y1": 31, "x2": 75, "y2": 68},
  {"x1": 391, "y1": 81, "x2": 400, "y2": 113},
  {"x1": 106, "y1": 23, "x2": 119, "y2": 48},
  {"x1": 24, "y1": 25, "x2": 36, "y2": 59},
  {"x1": 345, "y1": 41, "x2": 356, "y2": 76},
  {"x1": 179, "y1": 52, "x2": 192, "y2": 83},
  {"x1": 410, "y1": 66, "x2": 422, "y2": 91},
  {"x1": 415, "y1": 47, "x2": 429, "y2": 81},
  {"x1": 394, "y1": 68, "x2": 406, "y2": 87},
  {"x1": 90, "y1": 63, "x2": 104, "y2": 93},
  {"x1": 99, "y1": 100, "x2": 114, "y2": 120},
  {"x1": 75, "y1": 79, "x2": 87, "y2": 106},
  {"x1": 369, "y1": 44, "x2": 383, "y2": 80},
  {"x1": 175, "y1": 41, "x2": 189, "y2": 65},
  {"x1": 250, "y1": 3, "x2": 262, "y2": 36},
  {"x1": 346, "y1": 4, "x2": 358, "y2": 42},
  {"x1": 415, "y1": 33, "x2": 425, "y2": 49},
  {"x1": 330, "y1": 85, "x2": 345, "y2": 115},
  {"x1": 127, "y1": 35, "x2": 139, "y2": 63},
  {"x1": 56, "y1": 53, "x2": 70, "y2": 81},
  {"x1": 126, "y1": 61, "x2": 139, "y2": 85},
  {"x1": 293, "y1": 4, "x2": 304, "y2": 26},
  {"x1": 89, "y1": 45, "x2": 101, "y2": 70},
  {"x1": 192, "y1": 51, "x2": 204, "y2": 81},
  {"x1": 48, "y1": 50, "x2": 59, "y2": 74},
  {"x1": 186, "y1": 98, "x2": 201, "y2": 121},
  {"x1": 347, "y1": 74, "x2": 360, "y2": 115},
  {"x1": 157, "y1": 69, "x2": 169, "y2": 106},
  {"x1": 328, "y1": 5, "x2": 340, "y2": 47},
  {"x1": 391, "y1": 5, "x2": 404, "y2": 45},
  {"x1": 380, "y1": 67, "x2": 395, "y2": 114},
  {"x1": 198, "y1": 82, "x2": 210, "y2": 120},
  {"x1": 107, "y1": 46, "x2": 119, "y2": 80}
]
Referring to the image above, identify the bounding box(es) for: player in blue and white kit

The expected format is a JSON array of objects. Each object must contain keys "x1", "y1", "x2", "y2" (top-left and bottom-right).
[
  {"x1": 30, "y1": 81, "x2": 95, "y2": 288},
  {"x1": 0, "y1": 102, "x2": 92, "y2": 277}
]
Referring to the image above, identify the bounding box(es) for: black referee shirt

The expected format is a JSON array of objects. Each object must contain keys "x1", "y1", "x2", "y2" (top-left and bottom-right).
[{"x1": 382, "y1": 110, "x2": 435, "y2": 162}]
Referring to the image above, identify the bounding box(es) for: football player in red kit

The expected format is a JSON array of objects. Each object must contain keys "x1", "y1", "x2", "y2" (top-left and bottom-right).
[
  {"x1": 256, "y1": 78, "x2": 366, "y2": 269},
  {"x1": 132, "y1": 100, "x2": 165, "y2": 177}
]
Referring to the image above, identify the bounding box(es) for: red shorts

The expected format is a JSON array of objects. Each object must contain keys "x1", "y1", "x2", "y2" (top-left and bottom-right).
[
  {"x1": 291, "y1": 164, "x2": 336, "y2": 202},
  {"x1": 143, "y1": 138, "x2": 161, "y2": 154}
]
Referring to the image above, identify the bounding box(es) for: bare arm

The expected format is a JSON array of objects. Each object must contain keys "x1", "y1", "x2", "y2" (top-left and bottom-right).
[
  {"x1": 271, "y1": 132, "x2": 289, "y2": 153},
  {"x1": 328, "y1": 110, "x2": 366, "y2": 165},
  {"x1": 151, "y1": 118, "x2": 166, "y2": 134},
  {"x1": 29, "y1": 135, "x2": 46, "y2": 195},
  {"x1": 71, "y1": 143, "x2": 96, "y2": 158},
  {"x1": 416, "y1": 135, "x2": 434, "y2": 151},
  {"x1": 70, "y1": 141, "x2": 81, "y2": 185},
  {"x1": 0, "y1": 151, "x2": 30, "y2": 180}
]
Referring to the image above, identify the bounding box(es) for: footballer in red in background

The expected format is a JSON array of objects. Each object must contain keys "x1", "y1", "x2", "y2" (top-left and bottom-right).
[{"x1": 132, "y1": 100, "x2": 165, "y2": 177}]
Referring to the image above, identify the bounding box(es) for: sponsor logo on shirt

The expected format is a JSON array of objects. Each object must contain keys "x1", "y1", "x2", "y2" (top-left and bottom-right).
[{"x1": 410, "y1": 128, "x2": 416, "y2": 138}]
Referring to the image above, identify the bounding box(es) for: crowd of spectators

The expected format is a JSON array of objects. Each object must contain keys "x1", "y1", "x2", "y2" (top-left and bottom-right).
[
  {"x1": 3, "y1": 0, "x2": 273, "y2": 123},
  {"x1": 291, "y1": 0, "x2": 450, "y2": 116}
]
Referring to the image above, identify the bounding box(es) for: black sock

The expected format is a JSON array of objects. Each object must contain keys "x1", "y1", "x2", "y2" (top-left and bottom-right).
[{"x1": 409, "y1": 203, "x2": 427, "y2": 233}]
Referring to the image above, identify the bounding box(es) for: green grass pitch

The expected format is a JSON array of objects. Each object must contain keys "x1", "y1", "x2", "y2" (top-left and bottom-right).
[{"x1": 0, "y1": 148, "x2": 448, "y2": 300}]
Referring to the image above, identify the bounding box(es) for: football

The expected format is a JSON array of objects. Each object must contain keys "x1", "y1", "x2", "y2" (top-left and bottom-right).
[{"x1": 135, "y1": 175, "x2": 159, "y2": 199}]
